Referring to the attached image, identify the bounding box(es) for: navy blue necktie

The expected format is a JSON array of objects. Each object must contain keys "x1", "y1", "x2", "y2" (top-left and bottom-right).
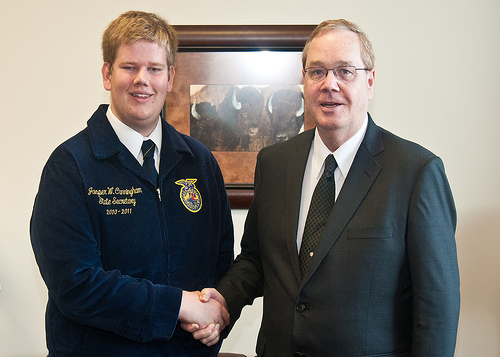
[
  {"x1": 142, "y1": 140, "x2": 157, "y2": 188},
  {"x1": 299, "y1": 154, "x2": 337, "y2": 277}
]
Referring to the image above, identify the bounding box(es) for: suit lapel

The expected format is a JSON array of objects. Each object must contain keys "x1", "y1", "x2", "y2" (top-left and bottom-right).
[
  {"x1": 284, "y1": 130, "x2": 315, "y2": 283},
  {"x1": 300, "y1": 116, "x2": 384, "y2": 286}
]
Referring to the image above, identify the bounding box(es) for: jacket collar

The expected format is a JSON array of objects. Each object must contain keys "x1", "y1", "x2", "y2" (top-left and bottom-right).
[
  {"x1": 87, "y1": 104, "x2": 194, "y2": 177},
  {"x1": 298, "y1": 113, "x2": 385, "y2": 286},
  {"x1": 284, "y1": 129, "x2": 316, "y2": 282}
]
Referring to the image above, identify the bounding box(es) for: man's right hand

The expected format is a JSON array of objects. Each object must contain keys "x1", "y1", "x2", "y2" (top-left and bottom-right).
[
  {"x1": 178, "y1": 290, "x2": 229, "y2": 346},
  {"x1": 179, "y1": 288, "x2": 229, "y2": 346}
]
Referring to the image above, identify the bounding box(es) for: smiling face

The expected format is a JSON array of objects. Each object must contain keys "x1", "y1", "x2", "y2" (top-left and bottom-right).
[
  {"x1": 102, "y1": 39, "x2": 175, "y2": 136},
  {"x1": 303, "y1": 29, "x2": 375, "y2": 151}
]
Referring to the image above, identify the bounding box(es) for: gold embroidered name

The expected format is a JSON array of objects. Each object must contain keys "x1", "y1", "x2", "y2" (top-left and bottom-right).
[{"x1": 87, "y1": 186, "x2": 142, "y2": 208}]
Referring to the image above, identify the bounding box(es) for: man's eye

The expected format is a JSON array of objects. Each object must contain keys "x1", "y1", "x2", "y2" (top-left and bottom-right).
[
  {"x1": 312, "y1": 69, "x2": 325, "y2": 76},
  {"x1": 149, "y1": 68, "x2": 162, "y2": 73}
]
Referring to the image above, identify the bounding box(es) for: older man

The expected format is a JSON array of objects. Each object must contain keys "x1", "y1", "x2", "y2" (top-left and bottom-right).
[{"x1": 190, "y1": 19, "x2": 460, "y2": 356}]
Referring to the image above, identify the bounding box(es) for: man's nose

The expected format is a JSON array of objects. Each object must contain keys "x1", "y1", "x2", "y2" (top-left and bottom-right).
[
  {"x1": 321, "y1": 70, "x2": 341, "y2": 91},
  {"x1": 134, "y1": 67, "x2": 149, "y2": 85}
]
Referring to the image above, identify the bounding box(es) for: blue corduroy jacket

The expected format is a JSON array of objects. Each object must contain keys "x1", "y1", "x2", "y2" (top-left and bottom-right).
[{"x1": 30, "y1": 105, "x2": 234, "y2": 356}]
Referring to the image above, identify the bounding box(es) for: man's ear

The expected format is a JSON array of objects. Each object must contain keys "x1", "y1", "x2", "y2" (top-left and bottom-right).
[
  {"x1": 102, "y1": 62, "x2": 112, "y2": 91},
  {"x1": 367, "y1": 69, "x2": 375, "y2": 100},
  {"x1": 167, "y1": 65, "x2": 175, "y2": 92}
]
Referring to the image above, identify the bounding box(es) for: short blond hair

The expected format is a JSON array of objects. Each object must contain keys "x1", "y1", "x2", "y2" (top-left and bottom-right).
[
  {"x1": 102, "y1": 11, "x2": 178, "y2": 69},
  {"x1": 302, "y1": 19, "x2": 375, "y2": 70}
]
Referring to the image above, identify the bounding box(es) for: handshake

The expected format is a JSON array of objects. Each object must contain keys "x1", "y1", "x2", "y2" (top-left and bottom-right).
[{"x1": 179, "y1": 288, "x2": 228, "y2": 346}]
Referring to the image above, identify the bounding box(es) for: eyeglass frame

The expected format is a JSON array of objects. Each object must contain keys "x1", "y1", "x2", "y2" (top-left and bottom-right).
[{"x1": 303, "y1": 66, "x2": 371, "y2": 82}]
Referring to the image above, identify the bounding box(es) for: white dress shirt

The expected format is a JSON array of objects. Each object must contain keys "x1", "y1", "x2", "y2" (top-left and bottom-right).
[
  {"x1": 296, "y1": 115, "x2": 368, "y2": 251},
  {"x1": 106, "y1": 107, "x2": 162, "y2": 172}
]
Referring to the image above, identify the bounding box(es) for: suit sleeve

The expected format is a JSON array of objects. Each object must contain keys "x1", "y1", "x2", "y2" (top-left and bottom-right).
[{"x1": 407, "y1": 156, "x2": 460, "y2": 356}]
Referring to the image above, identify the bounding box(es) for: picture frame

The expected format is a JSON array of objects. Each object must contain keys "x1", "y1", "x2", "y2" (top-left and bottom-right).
[{"x1": 164, "y1": 25, "x2": 316, "y2": 208}]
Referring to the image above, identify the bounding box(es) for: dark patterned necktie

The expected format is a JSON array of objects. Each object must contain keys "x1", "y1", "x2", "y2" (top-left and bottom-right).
[
  {"x1": 142, "y1": 140, "x2": 157, "y2": 188},
  {"x1": 299, "y1": 154, "x2": 337, "y2": 277}
]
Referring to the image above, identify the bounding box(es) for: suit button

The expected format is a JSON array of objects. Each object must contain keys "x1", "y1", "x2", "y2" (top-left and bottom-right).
[{"x1": 296, "y1": 303, "x2": 306, "y2": 313}]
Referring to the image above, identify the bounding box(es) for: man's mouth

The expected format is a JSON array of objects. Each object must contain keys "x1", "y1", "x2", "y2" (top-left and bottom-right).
[
  {"x1": 131, "y1": 93, "x2": 152, "y2": 98},
  {"x1": 321, "y1": 102, "x2": 341, "y2": 108}
]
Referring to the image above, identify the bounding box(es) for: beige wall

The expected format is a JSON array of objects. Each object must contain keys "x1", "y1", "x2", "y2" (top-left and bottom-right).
[{"x1": 1, "y1": 0, "x2": 499, "y2": 355}]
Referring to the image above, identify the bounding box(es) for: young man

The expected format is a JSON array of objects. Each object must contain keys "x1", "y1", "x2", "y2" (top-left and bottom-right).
[{"x1": 31, "y1": 11, "x2": 233, "y2": 356}]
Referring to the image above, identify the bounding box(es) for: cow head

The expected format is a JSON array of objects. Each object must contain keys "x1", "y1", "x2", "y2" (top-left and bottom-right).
[{"x1": 267, "y1": 89, "x2": 304, "y2": 142}]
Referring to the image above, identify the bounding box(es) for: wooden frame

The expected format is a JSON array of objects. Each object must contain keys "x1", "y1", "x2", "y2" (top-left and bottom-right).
[{"x1": 164, "y1": 25, "x2": 315, "y2": 208}]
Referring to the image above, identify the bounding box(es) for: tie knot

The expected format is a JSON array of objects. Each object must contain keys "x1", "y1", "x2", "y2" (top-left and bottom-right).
[
  {"x1": 142, "y1": 140, "x2": 155, "y2": 159},
  {"x1": 324, "y1": 154, "x2": 337, "y2": 176}
]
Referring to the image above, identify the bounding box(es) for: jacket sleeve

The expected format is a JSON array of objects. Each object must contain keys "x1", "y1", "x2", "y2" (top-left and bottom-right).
[
  {"x1": 30, "y1": 154, "x2": 181, "y2": 343},
  {"x1": 217, "y1": 150, "x2": 265, "y2": 327},
  {"x1": 407, "y1": 156, "x2": 460, "y2": 356},
  {"x1": 213, "y1": 154, "x2": 235, "y2": 282}
]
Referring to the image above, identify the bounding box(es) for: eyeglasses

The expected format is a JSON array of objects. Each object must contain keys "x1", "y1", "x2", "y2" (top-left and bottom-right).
[{"x1": 304, "y1": 66, "x2": 370, "y2": 82}]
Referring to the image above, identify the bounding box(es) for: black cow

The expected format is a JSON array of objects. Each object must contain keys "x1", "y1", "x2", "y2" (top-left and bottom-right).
[
  {"x1": 190, "y1": 85, "x2": 235, "y2": 151},
  {"x1": 190, "y1": 85, "x2": 267, "y2": 151},
  {"x1": 220, "y1": 86, "x2": 268, "y2": 151},
  {"x1": 263, "y1": 85, "x2": 304, "y2": 144}
]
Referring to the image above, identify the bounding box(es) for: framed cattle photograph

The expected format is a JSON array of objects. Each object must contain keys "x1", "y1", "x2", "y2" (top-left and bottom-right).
[{"x1": 164, "y1": 25, "x2": 315, "y2": 208}]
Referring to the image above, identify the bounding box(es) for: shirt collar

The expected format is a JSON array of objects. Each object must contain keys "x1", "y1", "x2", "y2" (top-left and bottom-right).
[
  {"x1": 312, "y1": 114, "x2": 368, "y2": 180},
  {"x1": 106, "y1": 107, "x2": 162, "y2": 161}
]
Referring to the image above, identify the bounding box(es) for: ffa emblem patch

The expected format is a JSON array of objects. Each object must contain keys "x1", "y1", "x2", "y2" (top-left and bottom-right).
[{"x1": 175, "y1": 178, "x2": 202, "y2": 213}]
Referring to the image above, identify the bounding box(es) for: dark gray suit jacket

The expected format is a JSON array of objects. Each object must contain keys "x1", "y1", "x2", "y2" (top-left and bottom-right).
[{"x1": 218, "y1": 114, "x2": 460, "y2": 357}]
